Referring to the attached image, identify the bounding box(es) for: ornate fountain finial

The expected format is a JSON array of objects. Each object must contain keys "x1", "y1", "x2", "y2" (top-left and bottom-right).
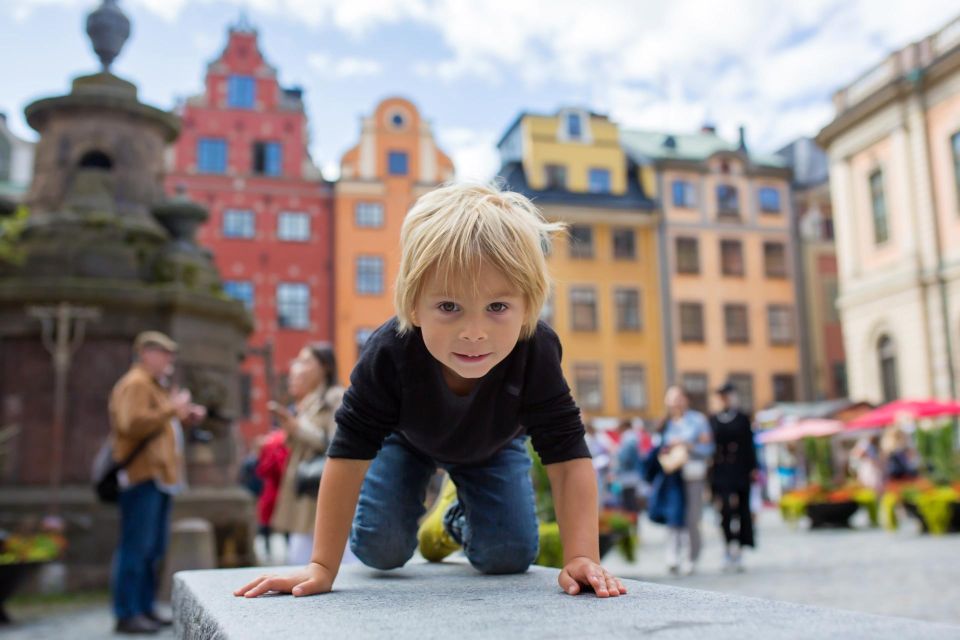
[{"x1": 85, "y1": 0, "x2": 131, "y2": 72}]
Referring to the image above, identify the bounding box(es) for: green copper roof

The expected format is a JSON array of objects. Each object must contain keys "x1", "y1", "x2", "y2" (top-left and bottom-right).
[{"x1": 620, "y1": 129, "x2": 787, "y2": 169}]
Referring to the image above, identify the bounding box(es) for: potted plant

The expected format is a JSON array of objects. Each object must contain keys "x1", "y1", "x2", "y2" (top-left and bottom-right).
[{"x1": 0, "y1": 529, "x2": 66, "y2": 624}]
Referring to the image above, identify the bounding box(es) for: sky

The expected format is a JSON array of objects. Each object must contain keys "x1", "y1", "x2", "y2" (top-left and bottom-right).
[{"x1": 2, "y1": 0, "x2": 959, "y2": 182}]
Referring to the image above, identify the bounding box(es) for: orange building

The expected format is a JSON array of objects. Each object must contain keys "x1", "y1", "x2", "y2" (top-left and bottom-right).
[
  {"x1": 623, "y1": 127, "x2": 801, "y2": 414},
  {"x1": 333, "y1": 97, "x2": 453, "y2": 382}
]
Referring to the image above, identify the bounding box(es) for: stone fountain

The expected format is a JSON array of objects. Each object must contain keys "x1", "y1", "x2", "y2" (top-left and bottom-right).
[{"x1": 0, "y1": 0, "x2": 255, "y2": 590}]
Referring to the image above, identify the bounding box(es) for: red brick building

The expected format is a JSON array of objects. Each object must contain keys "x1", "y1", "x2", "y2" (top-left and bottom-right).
[{"x1": 166, "y1": 21, "x2": 333, "y2": 442}]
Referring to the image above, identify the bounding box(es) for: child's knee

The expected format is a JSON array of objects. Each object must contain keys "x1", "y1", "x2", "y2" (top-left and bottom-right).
[
  {"x1": 467, "y1": 539, "x2": 539, "y2": 575},
  {"x1": 350, "y1": 528, "x2": 416, "y2": 570}
]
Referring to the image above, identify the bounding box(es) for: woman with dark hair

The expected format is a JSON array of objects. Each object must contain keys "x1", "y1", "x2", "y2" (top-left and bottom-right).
[{"x1": 270, "y1": 342, "x2": 344, "y2": 565}]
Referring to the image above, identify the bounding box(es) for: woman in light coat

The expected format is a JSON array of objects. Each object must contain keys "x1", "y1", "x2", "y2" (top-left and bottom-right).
[{"x1": 270, "y1": 342, "x2": 344, "y2": 565}]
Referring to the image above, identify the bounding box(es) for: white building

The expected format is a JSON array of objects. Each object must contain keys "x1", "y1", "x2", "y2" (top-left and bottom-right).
[{"x1": 817, "y1": 15, "x2": 960, "y2": 403}]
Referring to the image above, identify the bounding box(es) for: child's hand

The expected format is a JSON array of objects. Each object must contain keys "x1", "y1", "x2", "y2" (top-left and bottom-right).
[
  {"x1": 558, "y1": 556, "x2": 627, "y2": 598},
  {"x1": 233, "y1": 562, "x2": 335, "y2": 598}
]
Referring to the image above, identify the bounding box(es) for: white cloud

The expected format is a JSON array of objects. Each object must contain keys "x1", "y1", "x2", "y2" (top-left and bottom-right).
[
  {"x1": 307, "y1": 53, "x2": 382, "y2": 78},
  {"x1": 10, "y1": 0, "x2": 960, "y2": 154},
  {"x1": 436, "y1": 127, "x2": 500, "y2": 182}
]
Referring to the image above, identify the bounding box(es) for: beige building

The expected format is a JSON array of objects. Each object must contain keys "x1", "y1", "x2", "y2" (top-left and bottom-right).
[{"x1": 817, "y1": 14, "x2": 960, "y2": 403}]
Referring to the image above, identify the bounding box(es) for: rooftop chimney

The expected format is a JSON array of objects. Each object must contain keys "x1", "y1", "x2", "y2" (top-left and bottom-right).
[{"x1": 701, "y1": 122, "x2": 716, "y2": 134}]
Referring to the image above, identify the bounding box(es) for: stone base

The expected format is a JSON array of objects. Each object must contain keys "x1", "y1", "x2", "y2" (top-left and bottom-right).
[
  {"x1": 0, "y1": 485, "x2": 255, "y2": 593},
  {"x1": 173, "y1": 561, "x2": 960, "y2": 639}
]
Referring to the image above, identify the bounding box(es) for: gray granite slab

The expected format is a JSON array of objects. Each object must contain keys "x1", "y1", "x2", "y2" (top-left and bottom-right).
[{"x1": 173, "y1": 561, "x2": 960, "y2": 639}]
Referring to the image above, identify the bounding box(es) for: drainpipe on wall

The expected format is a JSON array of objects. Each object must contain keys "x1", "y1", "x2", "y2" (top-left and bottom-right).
[
  {"x1": 790, "y1": 185, "x2": 815, "y2": 401},
  {"x1": 655, "y1": 166, "x2": 676, "y2": 388}
]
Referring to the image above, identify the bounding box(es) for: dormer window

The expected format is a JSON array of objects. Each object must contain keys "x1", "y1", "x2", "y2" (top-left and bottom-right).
[
  {"x1": 567, "y1": 113, "x2": 582, "y2": 139},
  {"x1": 227, "y1": 75, "x2": 256, "y2": 109}
]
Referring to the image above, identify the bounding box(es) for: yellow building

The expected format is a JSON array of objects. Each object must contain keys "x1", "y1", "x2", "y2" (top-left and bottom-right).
[
  {"x1": 497, "y1": 109, "x2": 665, "y2": 421},
  {"x1": 622, "y1": 127, "x2": 800, "y2": 414}
]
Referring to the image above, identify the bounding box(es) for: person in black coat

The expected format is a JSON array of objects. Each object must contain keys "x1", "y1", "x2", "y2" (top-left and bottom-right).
[{"x1": 709, "y1": 382, "x2": 758, "y2": 572}]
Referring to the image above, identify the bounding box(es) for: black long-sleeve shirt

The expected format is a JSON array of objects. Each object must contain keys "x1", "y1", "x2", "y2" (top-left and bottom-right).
[{"x1": 328, "y1": 317, "x2": 590, "y2": 466}]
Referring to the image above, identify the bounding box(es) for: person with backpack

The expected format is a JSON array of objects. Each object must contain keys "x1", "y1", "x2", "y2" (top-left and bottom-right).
[{"x1": 108, "y1": 331, "x2": 204, "y2": 635}]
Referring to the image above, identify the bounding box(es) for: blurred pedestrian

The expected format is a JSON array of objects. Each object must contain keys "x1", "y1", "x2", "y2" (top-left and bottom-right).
[
  {"x1": 659, "y1": 385, "x2": 714, "y2": 575},
  {"x1": 849, "y1": 436, "x2": 883, "y2": 494},
  {"x1": 254, "y1": 428, "x2": 289, "y2": 561},
  {"x1": 881, "y1": 424, "x2": 918, "y2": 481},
  {"x1": 709, "y1": 382, "x2": 757, "y2": 572},
  {"x1": 109, "y1": 331, "x2": 205, "y2": 635},
  {"x1": 270, "y1": 342, "x2": 344, "y2": 565},
  {"x1": 615, "y1": 419, "x2": 644, "y2": 516}
]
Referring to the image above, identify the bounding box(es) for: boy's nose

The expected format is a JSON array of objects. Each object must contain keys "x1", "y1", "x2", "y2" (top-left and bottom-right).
[{"x1": 459, "y1": 320, "x2": 487, "y2": 341}]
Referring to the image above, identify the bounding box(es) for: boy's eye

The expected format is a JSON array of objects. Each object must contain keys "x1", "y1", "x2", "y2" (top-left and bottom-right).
[
  {"x1": 488, "y1": 302, "x2": 508, "y2": 313},
  {"x1": 438, "y1": 302, "x2": 459, "y2": 313}
]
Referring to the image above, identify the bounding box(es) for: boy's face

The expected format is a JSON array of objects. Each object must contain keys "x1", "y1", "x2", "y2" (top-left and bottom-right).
[{"x1": 413, "y1": 263, "x2": 527, "y2": 394}]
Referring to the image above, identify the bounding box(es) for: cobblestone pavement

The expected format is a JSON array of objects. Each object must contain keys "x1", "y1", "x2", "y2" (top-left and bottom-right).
[
  {"x1": 601, "y1": 507, "x2": 960, "y2": 625},
  {"x1": 5, "y1": 507, "x2": 957, "y2": 638}
]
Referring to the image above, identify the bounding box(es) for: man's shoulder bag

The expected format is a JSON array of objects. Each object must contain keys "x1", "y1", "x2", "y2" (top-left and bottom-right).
[{"x1": 93, "y1": 428, "x2": 164, "y2": 504}]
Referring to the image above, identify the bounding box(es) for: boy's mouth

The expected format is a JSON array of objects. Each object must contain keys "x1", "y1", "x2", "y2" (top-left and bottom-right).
[{"x1": 453, "y1": 352, "x2": 491, "y2": 364}]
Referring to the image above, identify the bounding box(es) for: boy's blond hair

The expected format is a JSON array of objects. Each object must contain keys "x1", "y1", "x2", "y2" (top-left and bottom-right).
[{"x1": 394, "y1": 182, "x2": 563, "y2": 340}]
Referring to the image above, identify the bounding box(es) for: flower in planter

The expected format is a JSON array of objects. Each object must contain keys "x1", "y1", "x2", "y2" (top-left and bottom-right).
[{"x1": 0, "y1": 532, "x2": 66, "y2": 565}]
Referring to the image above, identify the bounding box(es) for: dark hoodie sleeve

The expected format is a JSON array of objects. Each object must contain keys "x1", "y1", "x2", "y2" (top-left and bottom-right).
[
  {"x1": 327, "y1": 323, "x2": 401, "y2": 460},
  {"x1": 519, "y1": 323, "x2": 591, "y2": 465}
]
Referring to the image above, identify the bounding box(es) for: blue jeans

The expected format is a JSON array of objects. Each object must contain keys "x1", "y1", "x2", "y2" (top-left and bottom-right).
[
  {"x1": 112, "y1": 480, "x2": 171, "y2": 619},
  {"x1": 350, "y1": 434, "x2": 539, "y2": 574}
]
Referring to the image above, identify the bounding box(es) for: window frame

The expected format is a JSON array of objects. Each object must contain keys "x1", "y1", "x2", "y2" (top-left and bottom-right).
[
  {"x1": 277, "y1": 211, "x2": 310, "y2": 242},
  {"x1": 678, "y1": 301, "x2": 705, "y2": 343},
  {"x1": 614, "y1": 288, "x2": 642, "y2": 332},
  {"x1": 720, "y1": 238, "x2": 745, "y2": 277},
  {"x1": 227, "y1": 75, "x2": 256, "y2": 109},
  {"x1": 570, "y1": 286, "x2": 598, "y2": 332},
  {"x1": 763, "y1": 241, "x2": 788, "y2": 278},
  {"x1": 276, "y1": 282, "x2": 310, "y2": 330},
  {"x1": 672, "y1": 180, "x2": 697, "y2": 208},
  {"x1": 619, "y1": 364, "x2": 647, "y2": 411},
  {"x1": 588, "y1": 168, "x2": 612, "y2": 193},
  {"x1": 716, "y1": 183, "x2": 740, "y2": 217},
  {"x1": 573, "y1": 362, "x2": 602, "y2": 410},
  {"x1": 612, "y1": 228, "x2": 637, "y2": 260},
  {"x1": 675, "y1": 236, "x2": 700, "y2": 274},
  {"x1": 355, "y1": 202, "x2": 385, "y2": 228},
  {"x1": 356, "y1": 255, "x2": 385, "y2": 295},
  {"x1": 388, "y1": 151, "x2": 409, "y2": 176},
  {"x1": 569, "y1": 225, "x2": 595, "y2": 259},
  {"x1": 758, "y1": 186, "x2": 781, "y2": 213},
  {"x1": 223, "y1": 280, "x2": 254, "y2": 311},
  {"x1": 222, "y1": 208, "x2": 255, "y2": 239},
  {"x1": 723, "y1": 303, "x2": 750, "y2": 344},
  {"x1": 767, "y1": 304, "x2": 795, "y2": 345},
  {"x1": 197, "y1": 137, "x2": 227, "y2": 174},
  {"x1": 869, "y1": 169, "x2": 889, "y2": 245}
]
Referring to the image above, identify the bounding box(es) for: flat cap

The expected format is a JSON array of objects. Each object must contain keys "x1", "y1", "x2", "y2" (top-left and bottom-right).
[{"x1": 134, "y1": 330, "x2": 178, "y2": 353}]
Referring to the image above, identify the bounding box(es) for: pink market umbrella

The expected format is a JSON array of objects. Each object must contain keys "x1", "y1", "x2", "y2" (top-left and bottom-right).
[
  {"x1": 758, "y1": 419, "x2": 844, "y2": 444},
  {"x1": 845, "y1": 399, "x2": 960, "y2": 431}
]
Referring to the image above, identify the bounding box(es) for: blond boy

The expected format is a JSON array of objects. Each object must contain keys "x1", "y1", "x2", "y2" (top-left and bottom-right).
[{"x1": 236, "y1": 183, "x2": 626, "y2": 598}]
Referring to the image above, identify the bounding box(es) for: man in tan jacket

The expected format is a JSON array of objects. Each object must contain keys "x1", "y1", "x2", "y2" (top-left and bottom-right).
[{"x1": 109, "y1": 331, "x2": 203, "y2": 635}]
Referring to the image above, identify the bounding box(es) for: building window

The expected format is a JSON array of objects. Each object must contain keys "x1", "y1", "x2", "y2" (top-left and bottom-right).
[
  {"x1": 356, "y1": 256, "x2": 384, "y2": 295},
  {"x1": 223, "y1": 209, "x2": 255, "y2": 239},
  {"x1": 277, "y1": 212, "x2": 310, "y2": 241},
  {"x1": 759, "y1": 187, "x2": 781, "y2": 213},
  {"x1": 569, "y1": 225, "x2": 594, "y2": 259},
  {"x1": 619, "y1": 365, "x2": 647, "y2": 410},
  {"x1": 566, "y1": 113, "x2": 583, "y2": 139},
  {"x1": 356, "y1": 327, "x2": 374, "y2": 358},
  {"x1": 388, "y1": 151, "x2": 408, "y2": 176},
  {"x1": 223, "y1": 280, "x2": 254, "y2": 310},
  {"x1": 724, "y1": 304, "x2": 749, "y2": 344},
  {"x1": 767, "y1": 304, "x2": 795, "y2": 345},
  {"x1": 772, "y1": 374, "x2": 796, "y2": 402},
  {"x1": 615, "y1": 288, "x2": 642, "y2": 331},
  {"x1": 612, "y1": 228, "x2": 636, "y2": 260},
  {"x1": 239, "y1": 373, "x2": 252, "y2": 419},
  {"x1": 277, "y1": 283, "x2": 309, "y2": 329},
  {"x1": 679, "y1": 302, "x2": 705, "y2": 343},
  {"x1": 253, "y1": 141, "x2": 282, "y2": 176},
  {"x1": 675, "y1": 237, "x2": 700, "y2": 274},
  {"x1": 544, "y1": 164, "x2": 567, "y2": 189},
  {"x1": 588, "y1": 168, "x2": 611, "y2": 193},
  {"x1": 227, "y1": 75, "x2": 256, "y2": 108},
  {"x1": 952, "y1": 132, "x2": 960, "y2": 213},
  {"x1": 574, "y1": 363, "x2": 602, "y2": 409},
  {"x1": 720, "y1": 239, "x2": 744, "y2": 276},
  {"x1": 727, "y1": 373, "x2": 754, "y2": 413},
  {"x1": 763, "y1": 241, "x2": 787, "y2": 278},
  {"x1": 570, "y1": 287, "x2": 597, "y2": 331},
  {"x1": 716, "y1": 184, "x2": 739, "y2": 217},
  {"x1": 355, "y1": 202, "x2": 384, "y2": 228},
  {"x1": 682, "y1": 372, "x2": 709, "y2": 413},
  {"x1": 197, "y1": 138, "x2": 227, "y2": 174},
  {"x1": 833, "y1": 361, "x2": 848, "y2": 398},
  {"x1": 869, "y1": 169, "x2": 889, "y2": 245},
  {"x1": 672, "y1": 180, "x2": 697, "y2": 208},
  {"x1": 878, "y1": 335, "x2": 899, "y2": 402},
  {"x1": 540, "y1": 292, "x2": 554, "y2": 327}
]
